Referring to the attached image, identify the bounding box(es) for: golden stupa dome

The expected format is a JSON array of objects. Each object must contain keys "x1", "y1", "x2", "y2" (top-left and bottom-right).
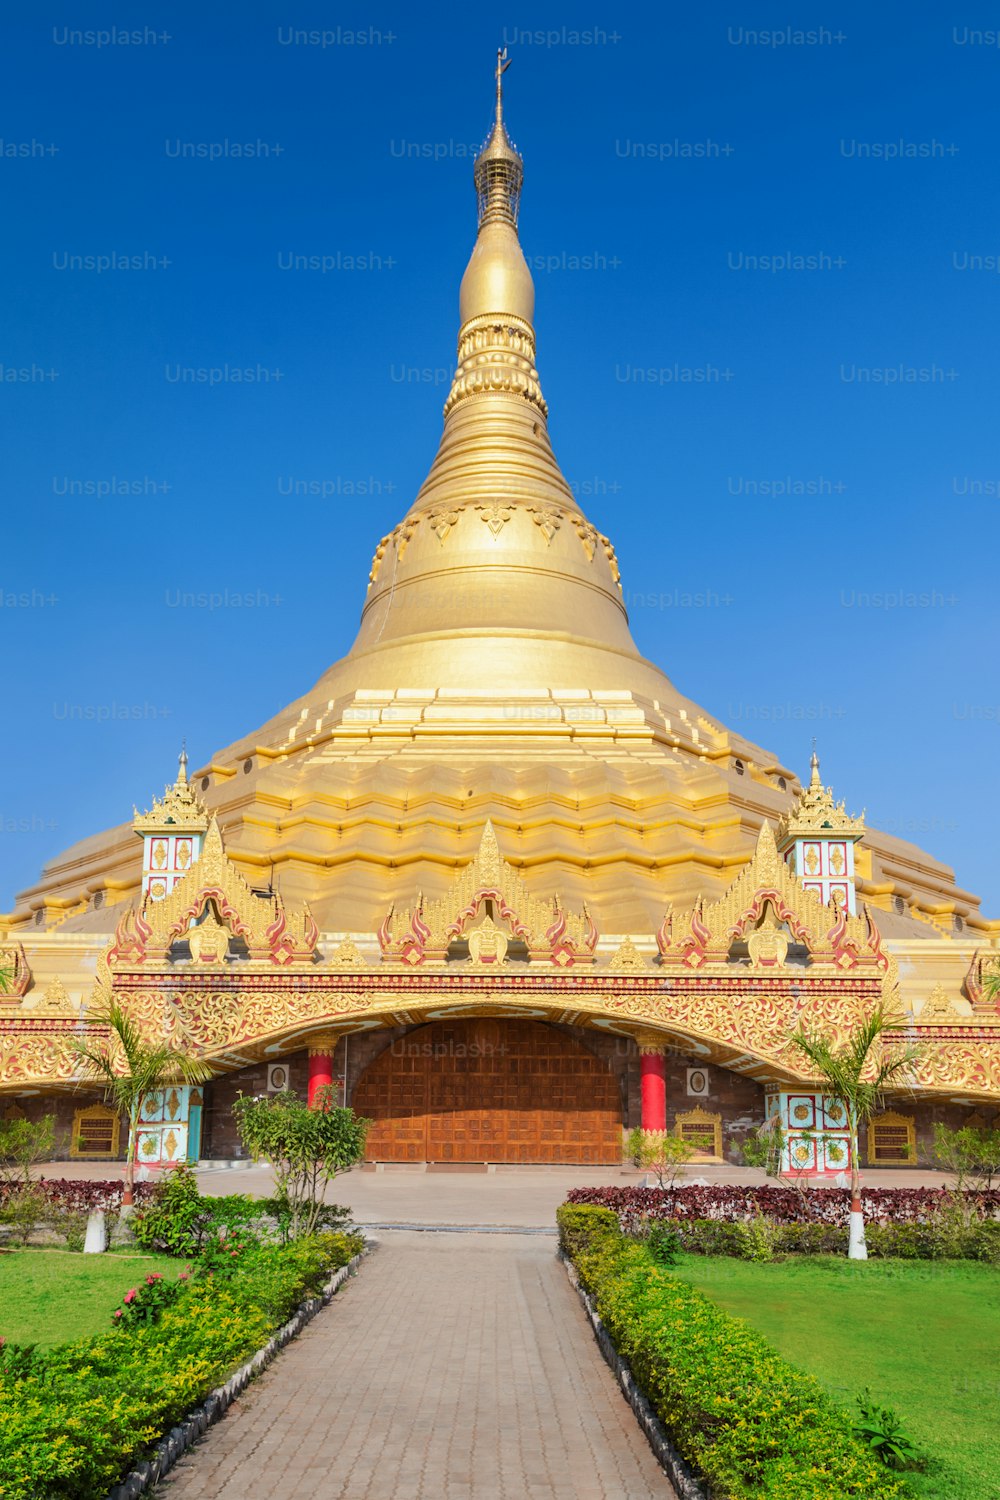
[{"x1": 8, "y1": 52, "x2": 988, "y2": 945}]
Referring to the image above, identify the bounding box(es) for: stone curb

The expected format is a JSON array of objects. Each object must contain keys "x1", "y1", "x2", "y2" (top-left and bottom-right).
[
  {"x1": 106, "y1": 1242, "x2": 373, "y2": 1500},
  {"x1": 560, "y1": 1252, "x2": 707, "y2": 1500}
]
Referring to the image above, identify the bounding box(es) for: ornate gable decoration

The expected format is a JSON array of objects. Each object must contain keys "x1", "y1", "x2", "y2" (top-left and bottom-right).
[
  {"x1": 107, "y1": 817, "x2": 318, "y2": 968},
  {"x1": 377, "y1": 819, "x2": 598, "y2": 967},
  {"x1": 655, "y1": 822, "x2": 897, "y2": 993}
]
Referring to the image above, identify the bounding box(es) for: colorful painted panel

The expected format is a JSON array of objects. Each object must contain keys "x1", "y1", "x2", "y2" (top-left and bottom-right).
[{"x1": 787, "y1": 1095, "x2": 817, "y2": 1129}]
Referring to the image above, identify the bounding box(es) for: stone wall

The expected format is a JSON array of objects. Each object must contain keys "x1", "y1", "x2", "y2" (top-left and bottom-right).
[{"x1": 201, "y1": 1051, "x2": 310, "y2": 1159}]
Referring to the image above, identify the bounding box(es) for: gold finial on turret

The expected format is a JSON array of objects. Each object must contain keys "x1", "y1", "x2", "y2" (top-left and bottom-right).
[
  {"x1": 178, "y1": 741, "x2": 189, "y2": 786},
  {"x1": 809, "y1": 740, "x2": 821, "y2": 790}
]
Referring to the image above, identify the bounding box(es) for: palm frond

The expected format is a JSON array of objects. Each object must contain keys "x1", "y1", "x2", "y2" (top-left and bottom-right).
[{"x1": 789, "y1": 1004, "x2": 923, "y2": 1125}]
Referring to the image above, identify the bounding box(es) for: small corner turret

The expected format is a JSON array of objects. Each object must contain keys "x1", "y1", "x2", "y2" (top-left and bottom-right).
[
  {"x1": 776, "y1": 747, "x2": 865, "y2": 914},
  {"x1": 132, "y1": 745, "x2": 209, "y2": 901}
]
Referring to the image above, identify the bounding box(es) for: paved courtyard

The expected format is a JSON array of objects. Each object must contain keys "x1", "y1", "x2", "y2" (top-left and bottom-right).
[{"x1": 158, "y1": 1229, "x2": 675, "y2": 1500}]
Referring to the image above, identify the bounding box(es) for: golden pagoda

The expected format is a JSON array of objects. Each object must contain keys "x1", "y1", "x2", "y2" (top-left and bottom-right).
[{"x1": 2, "y1": 55, "x2": 998, "y2": 1169}]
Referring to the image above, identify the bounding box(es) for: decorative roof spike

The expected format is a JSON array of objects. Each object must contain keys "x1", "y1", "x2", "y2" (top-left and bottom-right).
[
  {"x1": 133, "y1": 749, "x2": 208, "y2": 837},
  {"x1": 809, "y1": 741, "x2": 822, "y2": 790},
  {"x1": 775, "y1": 751, "x2": 865, "y2": 846},
  {"x1": 474, "y1": 48, "x2": 524, "y2": 229}
]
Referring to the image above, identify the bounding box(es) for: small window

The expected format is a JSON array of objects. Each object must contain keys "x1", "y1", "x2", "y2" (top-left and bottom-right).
[
  {"x1": 868, "y1": 1111, "x2": 915, "y2": 1165},
  {"x1": 674, "y1": 1107, "x2": 723, "y2": 1162},
  {"x1": 734, "y1": 759, "x2": 744, "y2": 776},
  {"x1": 71, "y1": 1104, "x2": 121, "y2": 1159},
  {"x1": 201, "y1": 776, "x2": 210, "y2": 791},
  {"x1": 243, "y1": 758, "x2": 253, "y2": 775}
]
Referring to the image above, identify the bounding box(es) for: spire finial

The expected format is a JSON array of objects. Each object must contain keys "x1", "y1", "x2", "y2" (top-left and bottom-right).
[
  {"x1": 474, "y1": 48, "x2": 523, "y2": 229},
  {"x1": 178, "y1": 741, "x2": 189, "y2": 786},
  {"x1": 495, "y1": 46, "x2": 511, "y2": 123},
  {"x1": 809, "y1": 739, "x2": 821, "y2": 788}
]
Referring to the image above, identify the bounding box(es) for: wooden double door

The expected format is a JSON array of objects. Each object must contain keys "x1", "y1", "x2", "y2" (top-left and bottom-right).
[{"x1": 353, "y1": 1019, "x2": 621, "y2": 1164}]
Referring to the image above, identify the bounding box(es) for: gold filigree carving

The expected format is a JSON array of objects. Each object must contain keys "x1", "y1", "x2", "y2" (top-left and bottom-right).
[
  {"x1": 39, "y1": 977, "x2": 74, "y2": 1012},
  {"x1": 467, "y1": 913, "x2": 509, "y2": 966},
  {"x1": 368, "y1": 534, "x2": 392, "y2": 589},
  {"x1": 599, "y1": 534, "x2": 622, "y2": 590},
  {"x1": 393, "y1": 519, "x2": 417, "y2": 562},
  {"x1": 187, "y1": 909, "x2": 231, "y2": 964},
  {"x1": 914, "y1": 984, "x2": 994, "y2": 1025},
  {"x1": 609, "y1": 937, "x2": 649, "y2": 971},
  {"x1": 527, "y1": 506, "x2": 562, "y2": 544},
  {"x1": 427, "y1": 508, "x2": 462, "y2": 543},
  {"x1": 746, "y1": 906, "x2": 790, "y2": 969},
  {"x1": 444, "y1": 317, "x2": 548, "y2": 419},
  {"x1": 329, "y1": 939, "x2": 367, "y2": 970},
  {"x1": 475, "y1": 502, "x2": 514, "y2": 538},
  {"x1": 572, "y1": 516, "x2": 599, "y2": 562}
]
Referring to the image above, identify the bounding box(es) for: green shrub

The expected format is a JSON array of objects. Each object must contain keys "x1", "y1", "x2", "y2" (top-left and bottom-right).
[
  {"x1": 664, "y1": 1215, "x2": 1000, "y2": 1262},
  {"x1": 132, "y1": 1167, "x2": 302, "y2": 1256},
  {"x1": 647, "y1": 1220, "x2": 682, "y2": 1267},
  {"x1": 659, "y1": 1218, "x2": 849, "y2": 1259},
  {"x1": 132, "y1": 1165, "x2": 208, "y2": 1255},
  {"x1": 0, "y1": 1231, "x2": 363, "y2": 1500},
  {"x1": 563, "y1": 1209, "x2": 914, "y2": 1500},
  {"x1": 556, "y1": 1204, "x2": 619, "y2": 1261},
  {"x1": 865, "y1": 1217, "x2": 1000, "y2": 1262},
  {"x1": 732, "y1": 1213, "x2": 776, "y2": 1262},
  {"x1": 0, "y1": 1183, "x2": 49, "y2": 1246}
]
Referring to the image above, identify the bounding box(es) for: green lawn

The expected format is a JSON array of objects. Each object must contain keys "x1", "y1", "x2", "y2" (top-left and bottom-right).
[
  {"x1": 672, "y1": 1255, "x2": 1000, "y2": 1500},
  {"x1": 0, "y1": 1249, "x2": 180, "y2": 1348}
]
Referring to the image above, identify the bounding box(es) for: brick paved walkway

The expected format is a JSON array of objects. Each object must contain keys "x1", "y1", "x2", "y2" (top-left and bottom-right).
[{"x1": 159, "y1": 1231, "x2": 674, "y2": 1500}]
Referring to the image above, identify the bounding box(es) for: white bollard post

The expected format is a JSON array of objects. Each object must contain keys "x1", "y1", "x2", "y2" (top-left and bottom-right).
[{"x1": 83, "y1": 1209, "x2": 107, "y2": 1255}]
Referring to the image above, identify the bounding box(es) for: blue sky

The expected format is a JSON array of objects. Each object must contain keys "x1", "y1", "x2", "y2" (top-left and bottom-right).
[{"x1": 2, "y1": 4, "x2": 998, "y2": 915}]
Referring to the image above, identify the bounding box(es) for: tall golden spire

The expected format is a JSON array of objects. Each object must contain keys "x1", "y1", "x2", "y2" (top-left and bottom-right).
[{"x1": 347, "y1": 50, "x2": 641, "y2": 670}]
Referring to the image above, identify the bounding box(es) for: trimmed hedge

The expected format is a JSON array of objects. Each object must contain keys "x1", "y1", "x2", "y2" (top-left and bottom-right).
[
  {"x1": 565, "y1": 1183, "x2": 1000, "y2": 1228},
  {"x1": 558, "y1": 1204, "x2": 915, "y2": 1500},
  {"x1": 0, "y1": 1179, "x2": 154, "y2": 1213},
  {"x1": 667, "y1": 1216, "x2": 1000, "y2": 1261},
  {"x1": 0, "y1": 1232, "x2": 363, "y2": 1500}
]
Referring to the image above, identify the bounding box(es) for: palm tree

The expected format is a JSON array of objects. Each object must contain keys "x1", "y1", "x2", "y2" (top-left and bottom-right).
[
  {"x1": 790, "y1": 1004, "x2": 922, "y2": 1259},
  {"x1": 73, "y1": 1001, "x2": 210, "y2": 1207}
]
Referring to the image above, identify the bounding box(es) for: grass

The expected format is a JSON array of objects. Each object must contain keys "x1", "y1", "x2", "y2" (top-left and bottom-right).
[
  {"x1": 0, "y1": 1249, "x2": 180, "y2": 1348},
  {"x1": 672, "y1": 1254, "x2": 1000, "y2": 1500}
]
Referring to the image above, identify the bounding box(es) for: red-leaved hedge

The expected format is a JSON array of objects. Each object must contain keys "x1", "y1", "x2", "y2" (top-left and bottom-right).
[
  {"x1": 0, "y1": 1178, "x2": 154, "y2": 1212},
  {"x1": 565, "y1": 1183, "x2": 1000, "y2": 1228}
]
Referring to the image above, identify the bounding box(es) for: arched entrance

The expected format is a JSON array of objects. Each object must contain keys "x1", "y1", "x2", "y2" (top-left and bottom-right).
[{"x1": 353, "y1": 1019, "x2": 622, "y2": 1164}]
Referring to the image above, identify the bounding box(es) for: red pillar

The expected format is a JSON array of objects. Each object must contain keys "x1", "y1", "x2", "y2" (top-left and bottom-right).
[
  {"x1": 307, "y1": 1035, "x2": 336, "y2": 1108},
  {"x1": 639, "y1": 1045, "x2": 667, "y2": 1132}
]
